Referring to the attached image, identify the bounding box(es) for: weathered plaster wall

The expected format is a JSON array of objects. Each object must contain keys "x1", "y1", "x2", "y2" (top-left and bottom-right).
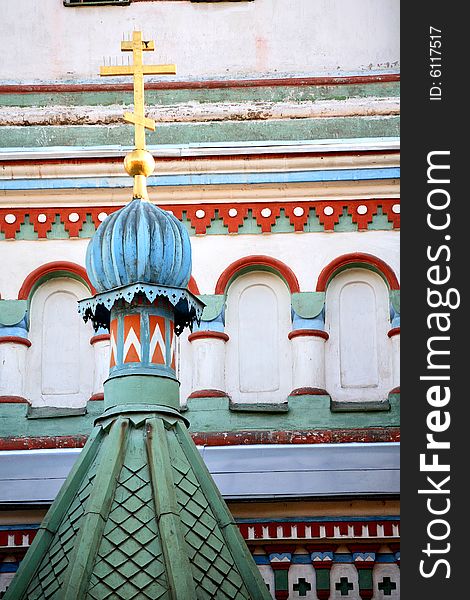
[
  {"x1": 0, "y1": 231, "x2": 400, "y2": 300},
  {"x1": 0, "y1": 97, "x2": 401, "y2": 127},
  {"x1": 1, "y1": 0, "x2": 399, "y2": 82},
  {"x1": 0, "y1": 79, "x2": 400, "y2": 146}
]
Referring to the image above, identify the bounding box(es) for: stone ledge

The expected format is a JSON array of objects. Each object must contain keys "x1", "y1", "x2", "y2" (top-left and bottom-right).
[
  {"x1": 229, "y1": 401, "x2": 289, "y2": 413},
  {"x1": 0, "y1": 394, "x2": 400, "y2": 440},
  {"x1": 26, "y1": 406, "x2": 87, "y2": 420},
  {"x1": 330, "y1": 399, "x2": 391, "y2": 413}
]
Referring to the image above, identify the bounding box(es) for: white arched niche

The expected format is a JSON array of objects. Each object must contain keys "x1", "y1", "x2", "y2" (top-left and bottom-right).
[
  {"x1": 225, "y1": 271, "x2": 292, "y2": 404},
  {"x1": 325, "y1": 268, "x2": 393, "y2": 405},
  {"x1": 26, "y1": 277, "x2": 95, "y2": 408}
]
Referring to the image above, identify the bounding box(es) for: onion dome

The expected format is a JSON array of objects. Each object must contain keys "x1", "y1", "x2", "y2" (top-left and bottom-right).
[{"x1": 86, "y1": 198, "x2": 192, "y2": 292}]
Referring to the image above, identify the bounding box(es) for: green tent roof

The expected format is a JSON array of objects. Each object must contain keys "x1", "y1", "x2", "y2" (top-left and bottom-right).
[{"x1": 5, "y1": 410, "x2": 270, "y2": 599}]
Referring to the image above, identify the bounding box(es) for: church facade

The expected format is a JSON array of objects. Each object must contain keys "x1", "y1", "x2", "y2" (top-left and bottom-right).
[{"x1": 0, "y1": 1, "x2": 400, "y2": 598}]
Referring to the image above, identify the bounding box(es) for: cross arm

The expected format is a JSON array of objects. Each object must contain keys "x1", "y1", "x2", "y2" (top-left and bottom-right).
[
  {"x1": 121, "y1": 40, "x2": 155, "y2": 52},
  {"x1": 100, "y1": 64, "x2": 177, "y2": 77},
  {"x1": 124, "y1": 112, "x2": 156, "y2": 131}
]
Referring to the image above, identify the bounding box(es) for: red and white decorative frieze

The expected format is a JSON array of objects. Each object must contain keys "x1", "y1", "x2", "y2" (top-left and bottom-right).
[
  {"x1": 0, "y1": 529, "x2": 37, "y2": 550},
  {"x1": 0, "y1": 520, "x2": 399, "y2": 556},
  {"x1": 237, "y1": 520, "x2": 400, "y2": 542},
  {"x1": 0, "y1": 199, "x2": 400, "y2": 239}
]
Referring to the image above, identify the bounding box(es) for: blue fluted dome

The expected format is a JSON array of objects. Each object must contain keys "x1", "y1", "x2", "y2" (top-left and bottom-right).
[{"x1": 86, "y1": 198, "x2": 192, "y2": 292}]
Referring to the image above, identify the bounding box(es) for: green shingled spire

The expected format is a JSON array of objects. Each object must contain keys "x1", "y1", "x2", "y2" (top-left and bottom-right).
[{"x1": 6, "y1": 400, "x2": 269, "y2": 599}]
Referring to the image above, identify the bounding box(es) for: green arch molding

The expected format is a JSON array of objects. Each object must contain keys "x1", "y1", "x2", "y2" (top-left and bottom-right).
[
  {"x1": 316, "y1": 253, "x2": 399, "y2": 291},
  {"x1": 224, "y1": 264, "x2": 291, "y2": 294},
  {"x1": 16, "y1": 262, "x2": 94, "y2": 328},
  {"x1": 215, "y1": 256, "x2": 300, "y2": 296},
  {"x1": 18, "y1": 262, "x2": 94, "y2": 301}
]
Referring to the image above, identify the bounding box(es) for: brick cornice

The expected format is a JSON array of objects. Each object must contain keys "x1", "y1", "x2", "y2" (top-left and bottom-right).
[
  {"x1": 0, "y1": 427, "x2": 400, "y2": 450},
  {"x1": 0, "y1": 74, "x2": 400, "y2": 95}
]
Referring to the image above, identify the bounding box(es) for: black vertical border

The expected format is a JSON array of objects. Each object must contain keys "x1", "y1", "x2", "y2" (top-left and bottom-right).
[{"x1": 401, "y1": 4, "x2": 467, "y2": 598}]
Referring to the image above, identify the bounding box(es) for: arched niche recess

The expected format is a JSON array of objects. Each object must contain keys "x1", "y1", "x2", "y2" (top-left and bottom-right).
[
  {"x1": 325, "y1": 268, "x2": 393, "y2": 404},
  {"x1": 26, "y1": 277, "x2": 95, "y2": 407},
  {"x1": 225, "y1": 271, "x2": 292, "y2": 404}
]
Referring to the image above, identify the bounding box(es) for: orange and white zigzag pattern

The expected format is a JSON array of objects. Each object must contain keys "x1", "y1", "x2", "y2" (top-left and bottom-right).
[
  {"x1": 123, "y1": 314, "x2": 141, "y2": 364},
  {"x1": 109, "y1": 319, "x2": 118, "y2": 368},
  {"x1": 149, "y1": 315, "x2": 166, "y2": 365}
]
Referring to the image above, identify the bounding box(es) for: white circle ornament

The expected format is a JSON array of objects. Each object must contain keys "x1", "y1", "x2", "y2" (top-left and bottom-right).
[
  {"x1": 323, "y1": 206, "x2": 334, "y2": 216},
  {"x1": 293, "y1": 206, "x2": 304, "y2": 217},
  {"x1": 5, "y1": 214, "x2": 16, "y2": 224},
  {"x1": 37, "y1": 214, "x2": 47, "y2": 223},
  {"x1": 357, "y1": 205, "x2": 368, "y2": 215},
  {"x1": 261, "y1": 207, "x2": 272, "y2": 218},
  {"x1": 68, "y1": 212, "x2": 80, "y2": 223},
  {"x1": 98, "y1": 212, "x2": 108, "y2": 222},
  {"x1": 392, "y1": 204, "x2": 400, "y2": 214},
  {"x1": 228, "y1": 208, "x2": 238, "y2": 217},
  {"x1": 195, "y1": 209, "x2": 206, "y2": 219}
]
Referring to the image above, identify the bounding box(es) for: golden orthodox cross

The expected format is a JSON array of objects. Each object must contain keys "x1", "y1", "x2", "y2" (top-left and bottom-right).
[{"x1": 100, "y1": 31, "x2": 176, "y2": 150}]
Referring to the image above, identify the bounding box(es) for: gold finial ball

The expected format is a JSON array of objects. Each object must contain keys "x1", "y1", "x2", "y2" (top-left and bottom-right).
[{"x1": 124, "y1": 149, "x2": 156, "y2": 177}]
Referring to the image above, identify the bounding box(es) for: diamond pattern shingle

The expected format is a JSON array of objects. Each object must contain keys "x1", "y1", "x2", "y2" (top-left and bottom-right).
[
  {"x1": 24, "y1": 455, "x2": 99, "y2": 599},
  {"x1": 88, "y1": 427, "x2": 170, "y2": 600},
  {"x1": 167, "y1": 429, "x2": 252, "y2": 600},
  {"x1": 10, "y1": 415, "x2": 270, "y2": 600}
]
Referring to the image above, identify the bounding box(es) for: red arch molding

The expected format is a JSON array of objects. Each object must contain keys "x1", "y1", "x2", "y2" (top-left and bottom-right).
[
  {"x1": 215, "y1": 255, "x2": 300, "y2": 295},
  {"x1": 316, "y1": 253, "x2": 400, "y2": 291},
  {"x1": 18, "y1": 262, "x2": 95, "y2": 299},
  {"x1": 18, "y1": 263, "x2": 199, "y2": 299},
  {"x1": 188, "y1": 276, "x2": 200, "y2": 295}
]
